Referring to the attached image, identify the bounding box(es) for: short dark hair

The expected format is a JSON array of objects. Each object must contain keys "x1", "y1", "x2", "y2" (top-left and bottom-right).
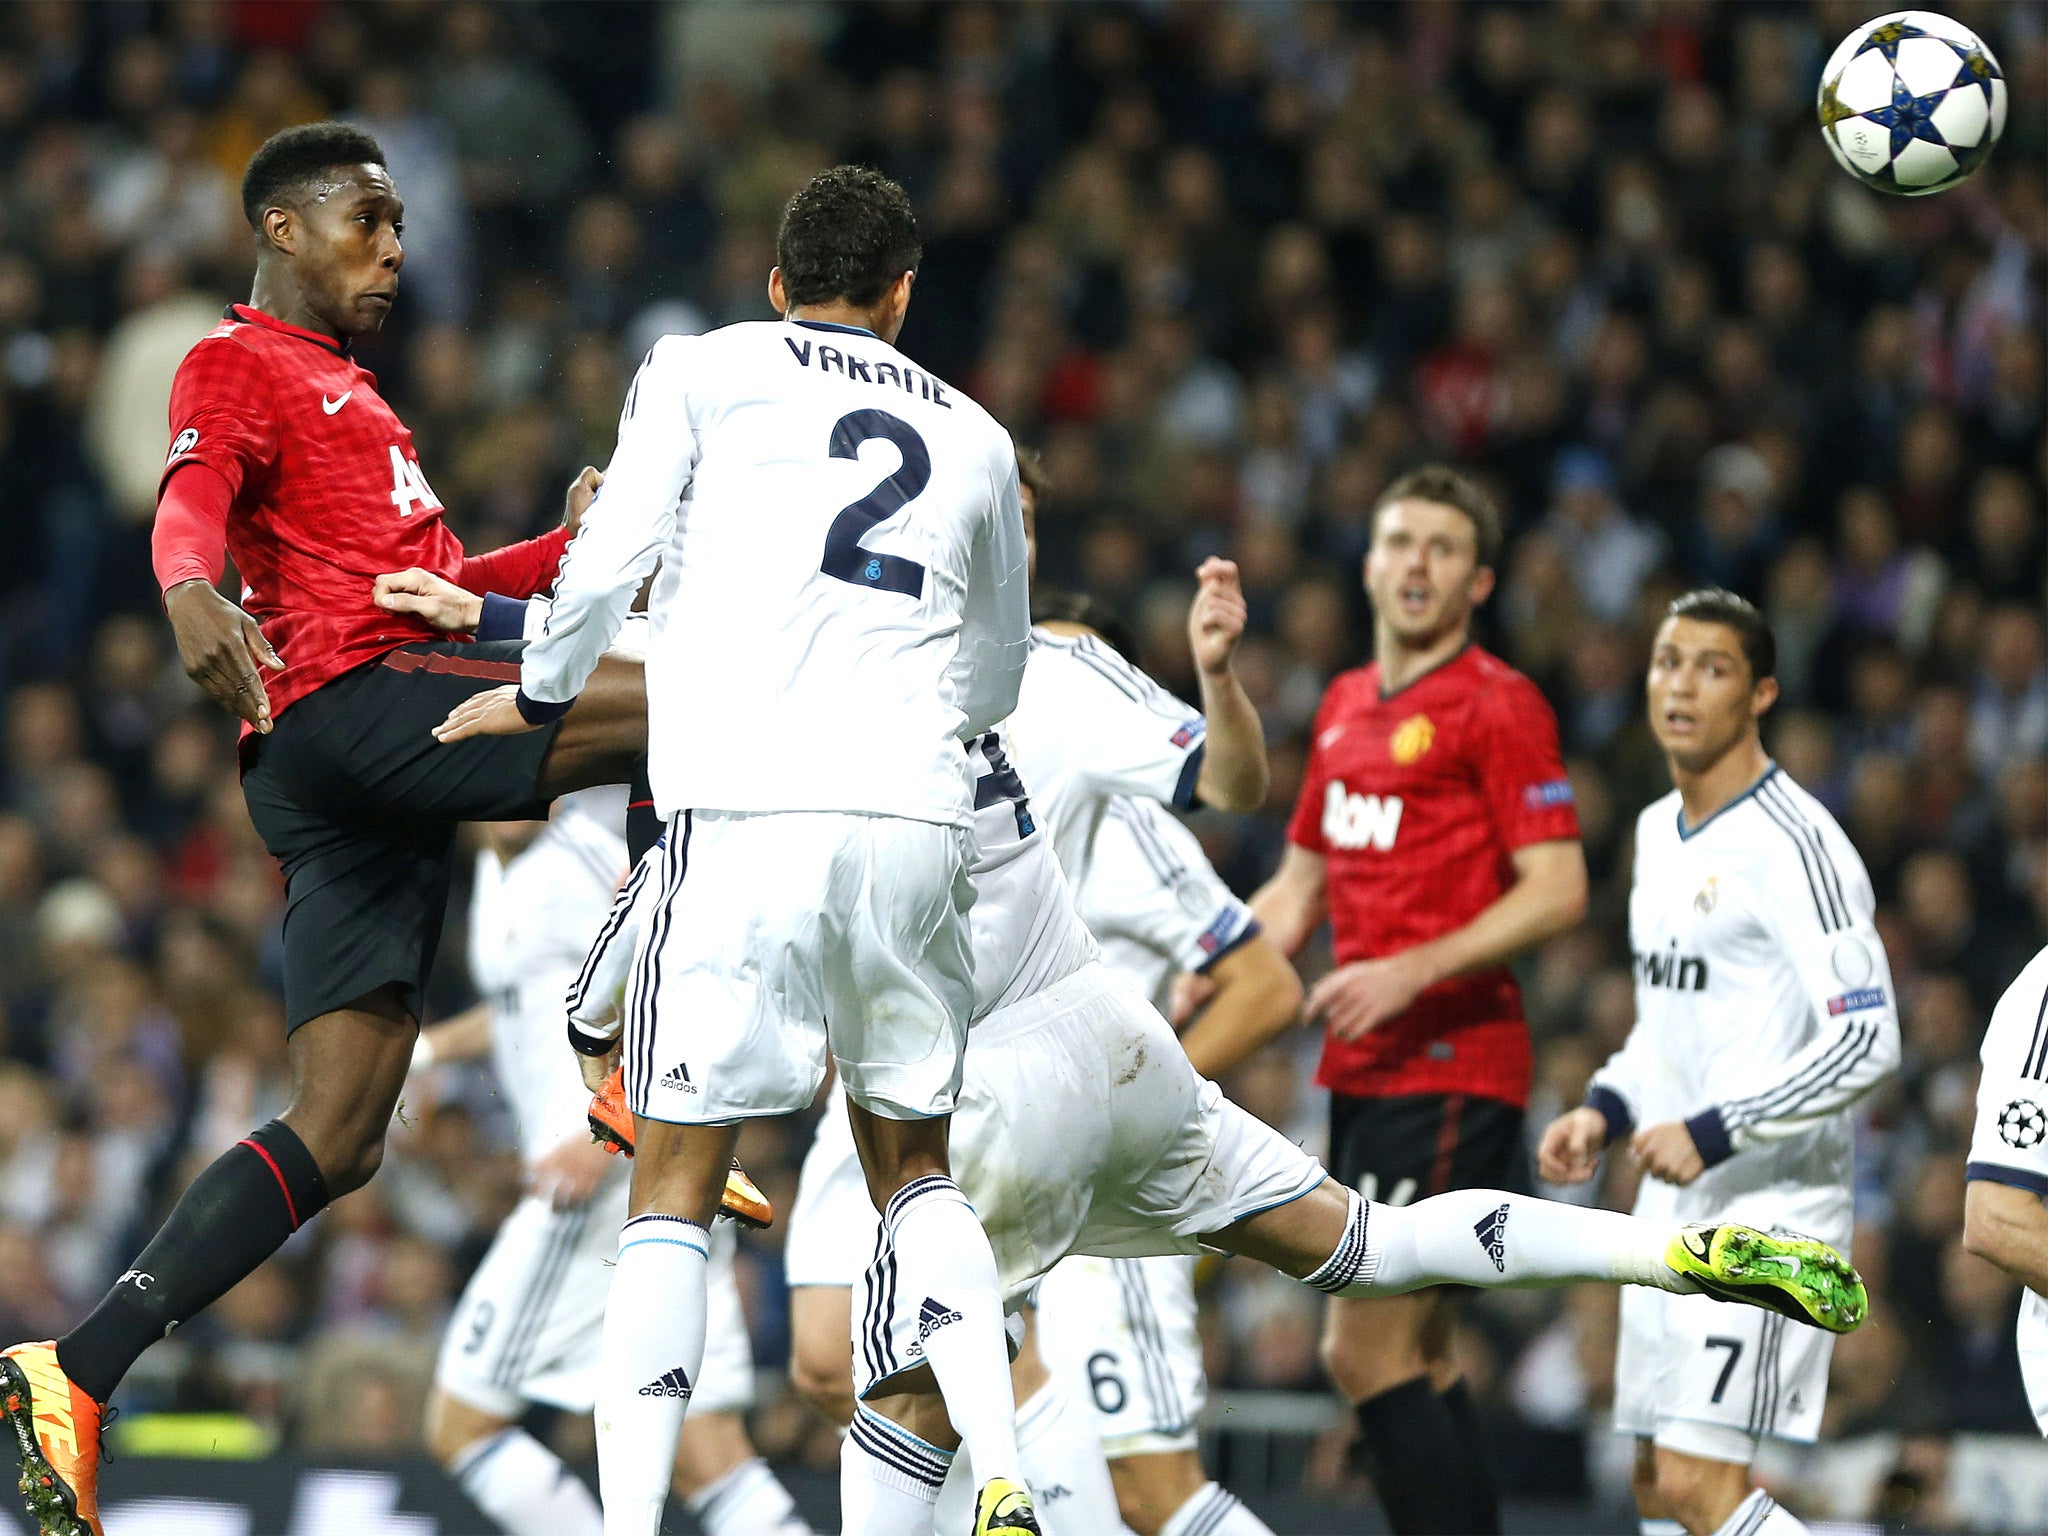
[
  {"x1": 1666, "y1": 587, "x2": 1777, "y2": 680},
  {"x1": 241, "y1": 122, "x2": 386, "y2": 230},
  {"x1": 1031, "y1": 588, "x2": 1139, "y2": 662},
  {"x1": 776, "y1": 166, "x2": 922, "y2": 308},
  {"x1": 1372, "y1": 466, "x2": 1503, "y2": 570}
]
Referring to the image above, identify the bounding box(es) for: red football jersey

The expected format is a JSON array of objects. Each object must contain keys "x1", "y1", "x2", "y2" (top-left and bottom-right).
[
  {"x1": 1287, "y1": 645, "x2": 1580, "y2": 1107},
  {"x1": 157, "y1": 304, "x2": 569, "y2": 727}
]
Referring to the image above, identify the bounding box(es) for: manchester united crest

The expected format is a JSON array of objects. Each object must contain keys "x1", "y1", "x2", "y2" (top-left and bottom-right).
[{"x1": 1390, "y1": 714, "x2": 1435, "y2": 765}]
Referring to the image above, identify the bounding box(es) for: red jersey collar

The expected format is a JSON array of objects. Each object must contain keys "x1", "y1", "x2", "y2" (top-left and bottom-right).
[
  {"x1": 1373, "y1": 641, "x2": 1474, "y2": 702},
  {"x1": 224, "y1": 303, "x2": 352, "y2": 358}
]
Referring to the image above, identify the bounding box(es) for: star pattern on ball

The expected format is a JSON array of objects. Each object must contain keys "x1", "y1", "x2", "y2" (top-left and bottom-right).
[
  {"x1": 1865, "y1": 73, "x2": 1954, "y2": 154},
  {"x1": 1997, "y1": 1098, "x2": 2047, "y2": 1151},
  {"x1": 1859, "y1": 19, "x2": 1928, "y2": 61}
]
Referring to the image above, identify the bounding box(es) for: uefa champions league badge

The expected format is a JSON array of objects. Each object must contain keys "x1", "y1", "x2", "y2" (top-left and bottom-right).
[{"x1": 1998, "y1": 1099, "x2": 2047, "y2": 1150}]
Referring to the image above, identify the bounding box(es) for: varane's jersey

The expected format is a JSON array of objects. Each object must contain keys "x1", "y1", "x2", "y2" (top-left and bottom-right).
[
  {"x1": 466, "y1": 787, "x2": 631, "y2": 1162},
  {"x1": 1079, "y1": 797, "x2": 1259, "y2": 1016},
  {"x1": 1006, "y1": 628, "x2": 1209, "y2": 883},
  {"x1": 1589, "y1": 767, "x2": 1899, "y2": 1231},
  {"x1": 521, "y1": 319, "x2": 1029, "y2": 827},
  {"x1": 963, "y1": 725, "x2": 1098, "y2": 1017},
  {"x1": 1964, "y1": 945, "x2": 2048, "y2": 1435}
]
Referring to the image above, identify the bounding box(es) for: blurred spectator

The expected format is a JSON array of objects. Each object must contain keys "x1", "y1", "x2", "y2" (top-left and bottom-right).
[{"x1": 1543, "y1": 446, "x2": 1663, "y2": 622}]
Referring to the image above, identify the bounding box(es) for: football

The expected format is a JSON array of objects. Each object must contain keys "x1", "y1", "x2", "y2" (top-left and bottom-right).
[{"x1": 1818, "y1": 10, "x2": 2006, "y2": 195}]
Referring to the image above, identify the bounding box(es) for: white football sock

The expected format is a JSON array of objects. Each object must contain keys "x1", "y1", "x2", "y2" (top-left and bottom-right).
[
  {"x1": 1014, "y1": 1375, "x2": 1128, "y2": 1536},
  {"x1": 1159, "y1": 1480, "x2": 1273, "y2": 1536},
  {"x1": 1304, "y1": 1187, "x2": 1695, "y2": 1296},
  {"x1": 450, "y1": 1427, "x2": 603, "y2": 1536},
  {"x1": 884, "y1": 1176, "x2": 1024, "y2": 1484},
  {"x1": 594, "y1": 1213, "x2": 709, "y2": 1536},
  {"x1": 683, "y1": 1454, "x2": 815, "y2": 1535},
  {"x1": 843, "y1": 1403, "x2": 950, "y2": 1536},
  {"x1": 1710, "y1": 1489, "x2": 1809, "y2": 1536}
]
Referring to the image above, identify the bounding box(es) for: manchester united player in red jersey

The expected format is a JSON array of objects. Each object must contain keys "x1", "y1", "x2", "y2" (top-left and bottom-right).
[
  {"x1": 1, "y1": 125, "x2": 649, "y2": 1536},
  {"x1": 1251, "y1": 467, "x2": 1588, "y2": 1535}
]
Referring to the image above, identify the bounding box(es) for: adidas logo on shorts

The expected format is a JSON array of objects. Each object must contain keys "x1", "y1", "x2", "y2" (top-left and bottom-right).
[
  {"x1": 1474, "y1": 1203, "x2": 1510, "y2": 1273},
  {"x1": 659, "y1": 1063, "x2": 697, "y2": 1094},
  {"x1": 639, "y1": 1367, "x2": 692, "y2": 1399},
  {"x1": 917, "y1": 1296, "x2": 962, "y2": 1340}
]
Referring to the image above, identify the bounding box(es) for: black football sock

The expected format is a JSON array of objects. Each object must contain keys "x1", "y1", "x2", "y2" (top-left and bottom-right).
[
  {"x1": 626, "y1": 769, "x2": 660, "y2": 865},
  {"x1": 1352, "y1": 1375, "x2": 1501, "y2": 1535},
  {"x1": 1438, "y1": 1377, "x2": 1503, "y2": 1532},
  {"x1": 56, "y1": 1120, "x2": 328, "y2": 1404}
]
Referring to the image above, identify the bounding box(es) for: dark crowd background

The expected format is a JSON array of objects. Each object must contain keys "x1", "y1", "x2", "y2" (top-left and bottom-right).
[{"x1": 0, "y1": 0, "x2": 2042, "y2": 1523}]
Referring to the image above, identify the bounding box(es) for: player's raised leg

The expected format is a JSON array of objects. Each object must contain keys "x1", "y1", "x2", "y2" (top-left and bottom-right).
[{"x1": 1211, "y1": 1178, "x2": 1865, "y2": 1330}]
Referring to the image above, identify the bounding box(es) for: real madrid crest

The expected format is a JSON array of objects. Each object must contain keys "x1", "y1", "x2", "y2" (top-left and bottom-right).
[
  {"x1": 1390, "y1": 714, "x2": 1435, "y2": 766},
  {"x1": 1694, "y1": 876, "x2": 1718, "y2": 915}
]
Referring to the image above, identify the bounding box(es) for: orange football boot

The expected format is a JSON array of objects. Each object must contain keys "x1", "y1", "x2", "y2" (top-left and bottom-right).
[
  {"x1": 587, "y1": 1066, "x2": 775, "y2": 1230},
  {"x1": 1, "y1": 1342, "x2": 103, "y2": 1536}
]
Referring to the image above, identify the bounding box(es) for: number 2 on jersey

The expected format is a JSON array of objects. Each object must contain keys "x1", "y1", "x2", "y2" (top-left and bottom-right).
[{"x1": 824, "y1": 408, "x2": 928, "y2": 598}]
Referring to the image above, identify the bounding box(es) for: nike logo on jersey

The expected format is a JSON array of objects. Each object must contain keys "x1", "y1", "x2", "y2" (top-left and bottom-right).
[
  {"x1": 1321, "y1": 781, "x2": 1402, "y2": 851},
  {"x1": 1473, "y1": 1203, "x2": 1510, "y2": 1272},
  {"x1": 659, "y1": 1063, "x2": 698, "y2": 1094},
  {"x1": 322, "y1": 390, "x2": 352, "y2": 414},
  {"x1": 638, "y1": 1368, "x2": 692, "y2": 1399},
  {"x1": 1319, "y1": 725, "x2": 1346, "y2": 749}
]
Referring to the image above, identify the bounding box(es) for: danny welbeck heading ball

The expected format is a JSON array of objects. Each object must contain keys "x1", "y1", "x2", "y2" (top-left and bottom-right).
[{"x1": 1, "y1": 123, "x2": 648, "y2": 1536}]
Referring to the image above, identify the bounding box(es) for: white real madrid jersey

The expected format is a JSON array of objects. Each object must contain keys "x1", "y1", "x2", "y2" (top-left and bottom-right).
[
  {"x1": 522, "y1": 319, "x2": 1029, "y2": 828},
  {"x1": 962, "y1": 724, "x2": 1098, "y2": 1018},
  {"x1": 466, "y1": 787, "x2": 631, "y2": 1162},
  {"x1": 1589, "y1": 766, "x2": 1899, "y2": 1225},
  {"x1": 1078, "y1": 796, "x2": 1259, "y2": 1016},
  {"x1": 1964, "y1": 944, "x2": 2048, "y2": 1435},
  {"x1": 1005, "y1": 627, "x2": 1208, "y2": 886}
]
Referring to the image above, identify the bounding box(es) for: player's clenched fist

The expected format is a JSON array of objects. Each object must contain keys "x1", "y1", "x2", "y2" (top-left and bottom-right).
[
  {"x1": 1307, "y1": 949, "x2": 1436, "y2": 1041},
  {"x1": 164, "y1": 578, "x2": 285, "y2": 733},
  {"x1": 1188, "y1": 557, "x2": 1248, "y2": 676},
  {"x1": 1537, "y1": 1106, "x2": 1609, "y2": 1185},
  {"x1": 1630, "y1": 1120, "x2": 1707, "y2": 1187}
]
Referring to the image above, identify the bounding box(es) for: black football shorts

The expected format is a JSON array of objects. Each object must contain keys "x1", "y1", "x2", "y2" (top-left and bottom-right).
[
  {"x1": 241, "y1": 640, "x2": 562, "y2": 1032},
  {"x1": 1327, "y1": 1090, "x2": 1528, "y2": 1209}
]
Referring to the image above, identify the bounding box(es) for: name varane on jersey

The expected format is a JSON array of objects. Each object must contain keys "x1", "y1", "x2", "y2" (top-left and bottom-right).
[{"x1": 520, "y1": 318, "x2": 1029, "y2": 828}]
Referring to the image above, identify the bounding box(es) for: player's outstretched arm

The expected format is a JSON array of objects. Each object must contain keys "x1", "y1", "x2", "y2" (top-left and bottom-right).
[
  {"x1": 1175, "y1": 932, "x2": 1304, "y2": 1081},
  {"x1": 1964, "y1": 1178, "x2": 2048, "y2": 1294},
  {"x1": 1187, "y1": 558, "x2": 1268, "y2": 813},
  {"x1": 374, "y1": 568, "x2": 483, "y2": 632}
]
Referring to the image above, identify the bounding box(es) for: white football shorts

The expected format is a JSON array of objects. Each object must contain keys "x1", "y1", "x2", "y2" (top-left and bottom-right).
[
  {"x1": 1034, "y1": 1254, "x2": 1206, "y2": 1456},
  {"x1": 436, "y1": 1171, "x2": 756, "y2": 1419},
  {"x1": 1613, "y1": 1284, "x2": 1834, "y2": 1461},
  {"x1": 781, "y1": 961, "x2": 1323, "y2": 1396},
  {"x1": 623, "y1": 808, "x2": 976, "y2": 1124}
]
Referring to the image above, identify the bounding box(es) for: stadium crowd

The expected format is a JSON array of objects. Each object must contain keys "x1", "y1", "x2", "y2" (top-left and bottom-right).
[{"x1": 0, "y1": 0, "x2": 2041, "y2": 1522}]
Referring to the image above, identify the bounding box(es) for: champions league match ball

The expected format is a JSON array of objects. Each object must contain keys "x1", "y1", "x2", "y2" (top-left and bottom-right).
[{"x1": 1818, "y1": 11, "x2": 2006, "y2": 195}]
